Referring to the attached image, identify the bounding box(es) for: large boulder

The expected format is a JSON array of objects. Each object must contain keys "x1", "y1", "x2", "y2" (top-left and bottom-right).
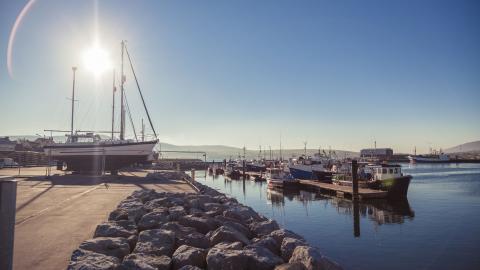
[
  {"x1": 94, "y1": 220, "x2": 137, "y2": 238},
  {"x1": 206, "y1": 247, "x2": 249, "y2": 270},
  {"x1": 249, "y1": 220, "x2": 280, "y2": 237},
  {"x1": 117, "y1": 198, "x2": 147, "y2": 223},
  {"x1": 289, "y1": 246, "x2": 342, "y2": 270},
  {"x1": 223, "y1": 205, "x2": 263, "y2": 224},
  {"x1": 222, "y1": 221, "x2": 252, "y2": 239},
  {"x1": 244, "y1": 246, "x2": 284, "y2": 270},
  {"x1": 133, "y1": 229, "x2": 176, "y2": 256},
  {"x1": 169, "y1": 206, "x2": 187, "y2": 221},
  {"x1": 178, "y1": 265, "x2": 203, "y2": 270},
  {"x1": 144, "y1": 198, "x2": 172, "y2": 211},
  {"x1": 270, "y1": 229, "x2": 305, "y2": 249},
  {"x1": 108, "y1": 208, "x2": 129, "y2": 221},
  {"x1": 250, "y1": 236, "x2": 280, "y2": 255},
  {"x1": 161, "y1": 222, "x2": 197, "y2": 237},
  {"x1": 172, "y1": 245, "x2": 207, "y2": 269},
  {"x1": 131, "y1": 189, "x2": 159, "y2": 203},
  {"x1": 281, "y1": 238, "x2": 307, "y2": 262},
  {"x1": 209, "y1": 226, "x2": 251, "y2": 246},
  {"x1": 119, "y1": 253, "x2": 171, "y2": 270},
  {"x1": 177, "y1": 232, "x2": 210, "y2": 249},
  {"x1": 179, "y1": 215, "x2": 219, "y2": 234},
  {"x1": 68, "y1": 249, "x2": 120, "y2": 270},
  {"x1": 213, "y1": 241, "x2": 244, "y2": 250},
  {"x1": 274, "y1": 263, "x2": 307, "y2": 270},
  {"x1": 78, "y1": 237, "x2": 130, "y2": 259},
  {"x1": 138, "y1": 210, "x2": 169, "y2": 231}
]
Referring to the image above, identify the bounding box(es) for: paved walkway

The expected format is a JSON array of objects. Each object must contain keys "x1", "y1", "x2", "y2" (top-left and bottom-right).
[{"x1": 6, "y1": 168, "x2": 195, "y2": 270}]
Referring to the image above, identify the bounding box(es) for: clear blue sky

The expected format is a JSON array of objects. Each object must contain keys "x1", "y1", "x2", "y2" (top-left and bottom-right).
[{"x1": 0, "y1": 0, "x2": 479, "y2": 153}]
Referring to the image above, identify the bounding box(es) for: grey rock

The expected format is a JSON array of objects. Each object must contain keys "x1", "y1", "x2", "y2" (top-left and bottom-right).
[
  {"x1": 127, "y1": 234, "x2": 138, "y2": 251},
  {"x1": 281, "y1": 238, "x2": 307, "y2": 262},
  {"x1": 223, "y1": 221, "x2": 252, "y2": 239},
  {"x1": 250, "y1": 219, "x2": 280, "y2": 237},
  {"x1": 117, "y1": 198, "x2": 147, "y2": 223},
  {"x1": 289, "y1": 246, "x2": 342, "y2": 270},
  {"x1": 203, "y1": 202, "x2": 226, "y2": 212},
  {"x1": 108, "y1": 208, "x2": 129, "y2": 221},
  {"x1": 144, "y1": 198, "x2": 172, "y2": 211},
  {"x1": 244, "y1": 246, "x2": 284, "y2": 270},
  {"x1": 94, "y1": 220, "x2": 137, "y2": 238},
  {"x1": 169, "y1": 206, "x2": 187, "y2": 221},
  {"x1": 209, "y1": 226, "x2": 251, "y2": 246},
  {"x1": 223, "y1": 205, "x2": 262, "y2": 224},
  {"x1": 274, "y1": 263, "x2": 307, "y2": 270},
  {"x1": 133, "y1": 229, "x2": 176, "y2": 256},
  {"x1": 213, "y1": 241, "x2": 243, "y2": 250},
  {"x1": 119, "y1": 253, "x2": 171, "y2": 270},
  {"x1": 179, "y1": 215, "x2": 219, "y2": 234},
  {"x1": 189, "y1": 208, "x2": 204, "y2": 215},
  {"x1": 270, "y1": 229, "x2": 305, "y2": 249},
  {"x1": 68, "y1": 249, "x2": 120, "y2": 270},
  {"x1": 161, "y1": 222, "x2": 197, "y2": 237},
  {"x1": 131, "y1": 189, "x2": 159, "y2": 203},
  {"x1": 178, "y1": 265, "x2": 203, "y2": 270},
  {"x1": 172, "y1": 245, "x2": 207, "y2": 269},
  {"x1": 251, "y1": 236, "x2": 280, "y2": 255},
  {"x1": 206, "y1": 247, "x2": 249, "y2": 270},
  {"x1": 177, "y1": 232, "x2": 210, "y2": 249},
  {"x1": 138, "y1": 210, "x2": 169, "y2": 231},
  {"x1": 79, "y1": 237, "x2": 130, "y2": 259}
]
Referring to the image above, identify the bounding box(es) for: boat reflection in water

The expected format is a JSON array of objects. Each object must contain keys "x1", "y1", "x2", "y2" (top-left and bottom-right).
[{"x1": 266, "y1": 187, "x2": 415, "y2": 235}]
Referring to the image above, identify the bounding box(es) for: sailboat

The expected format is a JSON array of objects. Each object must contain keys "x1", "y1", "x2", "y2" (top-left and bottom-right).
[{"x1": 43, "y1": 41, "x2": 158, "y2": 173}]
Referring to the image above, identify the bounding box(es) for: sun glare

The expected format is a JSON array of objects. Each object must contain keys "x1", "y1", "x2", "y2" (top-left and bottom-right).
[{"x1": 82, "y1": 46, "x2": 112, "y2": 75}]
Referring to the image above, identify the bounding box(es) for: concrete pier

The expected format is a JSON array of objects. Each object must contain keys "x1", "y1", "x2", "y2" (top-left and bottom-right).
[{"x1": 1, "y1": 167, "x2": 195, "y2": 270}]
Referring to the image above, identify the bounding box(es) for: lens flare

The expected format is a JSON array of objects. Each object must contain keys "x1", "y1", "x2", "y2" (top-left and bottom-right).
[{"x1": 82, "y1": 46, "x2": 112, "y2": 75}]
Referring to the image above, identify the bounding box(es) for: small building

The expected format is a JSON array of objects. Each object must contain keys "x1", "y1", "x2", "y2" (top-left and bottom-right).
[{"x1": 360, "y1": 148, "x2": 393, "y2": 158}]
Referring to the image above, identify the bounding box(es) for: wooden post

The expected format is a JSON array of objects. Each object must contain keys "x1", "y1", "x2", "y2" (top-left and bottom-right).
[
  {"x1": 242, "y1": 160, "x2": 246, "y2": 180},
  {"x1": 352, "y1": 160, "x2": 359, "y2": 199},
  {"x1": 0, "y1": 177, "x2": 17, "y2": 270},
  {"x1": 191, "y1": 168, "x2": 195, "y2": 182}
]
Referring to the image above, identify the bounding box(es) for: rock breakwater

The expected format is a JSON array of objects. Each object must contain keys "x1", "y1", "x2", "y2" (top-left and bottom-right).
[{"x1": 67, "y1": 171, "x2": 342, "y2": 270}]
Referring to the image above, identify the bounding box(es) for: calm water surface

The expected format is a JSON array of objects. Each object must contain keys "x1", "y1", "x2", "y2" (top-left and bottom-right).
[{"x1": 193, "y1": 163, "x2": 480, "y2": 270}]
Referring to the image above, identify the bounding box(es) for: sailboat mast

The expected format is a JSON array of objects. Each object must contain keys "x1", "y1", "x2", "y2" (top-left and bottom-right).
[
  {"x1": 111, "y1": 70, "x2": 116, "y2": 139},
  {"x1": 120, "y1": 41, "x2": 126, "y2": 140},
  {"x1": 70, "y1": 66, "x2": 77, "y2": 138}
]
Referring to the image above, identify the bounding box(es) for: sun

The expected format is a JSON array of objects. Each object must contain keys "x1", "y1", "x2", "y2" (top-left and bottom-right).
[{"x1": 82, "y1": 45, "x2": 112, "y2": 75}]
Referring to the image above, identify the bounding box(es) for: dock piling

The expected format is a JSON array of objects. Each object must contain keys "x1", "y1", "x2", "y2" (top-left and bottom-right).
[
  {"x1": 352, "y1": 160, "x2": 359, "y2": 200},
  {"x1": 0, "y1": 177, "x2": 17, "y2": 270}
]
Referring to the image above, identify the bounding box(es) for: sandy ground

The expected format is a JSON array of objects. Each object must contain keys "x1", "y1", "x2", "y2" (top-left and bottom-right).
[{"x1": 1, "y1": 167, "x2": 195, "y2": 270}]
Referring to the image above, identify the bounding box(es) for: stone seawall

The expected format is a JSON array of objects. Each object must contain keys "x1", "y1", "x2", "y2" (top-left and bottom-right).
[{"x1": 67, "y1": 171, "x2": 343, "y2": 270}]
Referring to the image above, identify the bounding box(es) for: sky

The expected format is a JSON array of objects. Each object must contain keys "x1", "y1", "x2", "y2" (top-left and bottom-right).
[{"x1": 0, "y1": 0, "x2": 479, "y2": 154}]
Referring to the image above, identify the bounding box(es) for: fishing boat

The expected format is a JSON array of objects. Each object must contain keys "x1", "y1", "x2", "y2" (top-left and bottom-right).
[
  {"x1": 266, "y1": 167, "x2": 299, "y2": 188},
  {"x1": 334, "y1": 163, "x2": 412, "y2": 199},
  {"x1": 43, "y1": 41, "x2": 158, "y2": 173},
  {"x1": 289, "y1": 154, "x2": 333, "y2": 182},
  {"x1": 408, "y1": 153, "x2": 450, "y2": 163},
  {"x1": 246, "y1": 160, "x2": 266, "y2": 172}
]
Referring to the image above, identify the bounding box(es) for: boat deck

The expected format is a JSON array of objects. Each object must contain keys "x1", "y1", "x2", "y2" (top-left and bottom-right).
[{"x1": 298, "y1": 180, "x2": 388, "y2": 200}]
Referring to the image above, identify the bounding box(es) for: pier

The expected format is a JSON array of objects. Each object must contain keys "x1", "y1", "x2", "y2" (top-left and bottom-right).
[{"x1": 298, "y1": 180, "x2": 388, "y2": 200}]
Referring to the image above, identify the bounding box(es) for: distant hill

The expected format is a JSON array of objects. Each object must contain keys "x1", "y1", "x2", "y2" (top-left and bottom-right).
[
  {"x1": 444, "y1": 141, "x2": 480, "y2": 153},
  {"x1": 159, "y1": 142, "x2": 358, "y2": 161}
]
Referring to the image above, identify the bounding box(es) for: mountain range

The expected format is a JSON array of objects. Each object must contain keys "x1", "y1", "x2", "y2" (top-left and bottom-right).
[{"x1": 444, "y1": 140, "x2": 480, "y2": 153}]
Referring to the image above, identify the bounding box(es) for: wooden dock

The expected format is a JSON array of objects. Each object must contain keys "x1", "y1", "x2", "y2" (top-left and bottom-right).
[{"x1": 298, "y1": 180, "x2": 388, "y2": 200}]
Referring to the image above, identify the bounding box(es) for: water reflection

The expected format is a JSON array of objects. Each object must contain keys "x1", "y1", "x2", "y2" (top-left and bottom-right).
[{"x1": 266, "y1": 187, "x2": 415, "y2": 236}]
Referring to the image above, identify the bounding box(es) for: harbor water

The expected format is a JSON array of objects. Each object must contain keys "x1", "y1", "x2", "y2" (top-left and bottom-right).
[{"x1": 193, "y1": 163, "x2": 480, "y2": 270}]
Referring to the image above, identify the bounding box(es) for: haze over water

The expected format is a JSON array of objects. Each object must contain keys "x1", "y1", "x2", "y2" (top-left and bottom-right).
[{"x1": 194, "y1": 163, "x2": 480, "y2": 270}]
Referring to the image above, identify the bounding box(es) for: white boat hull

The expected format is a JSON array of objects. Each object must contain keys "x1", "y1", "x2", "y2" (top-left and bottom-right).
[{"x1": 44, "y1": 140, "x2": 157, "y2": 171}]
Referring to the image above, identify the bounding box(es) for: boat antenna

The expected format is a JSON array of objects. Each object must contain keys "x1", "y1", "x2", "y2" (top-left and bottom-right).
[
  {"x1": 70, "y1": 66, "x2": 77, "y2": 138},
  {"x1": 303, "y1": 141, "x2": 307, "y2": 156},
  {"x1": 124, "y1": 44, "x2": 158, "y2": 139},
  {"x1": 111, "y1": 69, "x2": 116, "y2": 139},
  {"x1": 120, "y1": 41, "x2": 126, "y2": 140}
]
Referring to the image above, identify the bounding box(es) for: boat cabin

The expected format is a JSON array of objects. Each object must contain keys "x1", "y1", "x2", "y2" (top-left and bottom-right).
[
  {"x1": 66, "y1": 132, "x2": 102, "y2": 144},
  {"x1": 370, "y1": 164, "x2": 403, "y2": 181}
]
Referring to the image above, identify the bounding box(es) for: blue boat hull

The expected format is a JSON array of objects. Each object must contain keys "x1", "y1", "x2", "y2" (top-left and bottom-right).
[{"x1": 289, "y1": 167, "x2": 314, "y2": 180}]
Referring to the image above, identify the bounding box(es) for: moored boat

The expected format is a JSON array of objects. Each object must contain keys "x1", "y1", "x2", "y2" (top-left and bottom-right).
[{"x1": 267, "y1": 167, "x2": 299, "y2": 188}]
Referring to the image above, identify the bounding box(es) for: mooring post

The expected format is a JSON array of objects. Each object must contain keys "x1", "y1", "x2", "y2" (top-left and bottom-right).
[
  {"x1": 242, "y1": 160, "x2": 246, "y2": 180},
  {"x1": 0, "y1": 177, "x2": 17, "y2": 270},
  {"x1": 191, "y1": 168, "x2": 195, "y2": 182},
  {"x1": 352, "y1": 160, "x2": 359, "y2": 199}
]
